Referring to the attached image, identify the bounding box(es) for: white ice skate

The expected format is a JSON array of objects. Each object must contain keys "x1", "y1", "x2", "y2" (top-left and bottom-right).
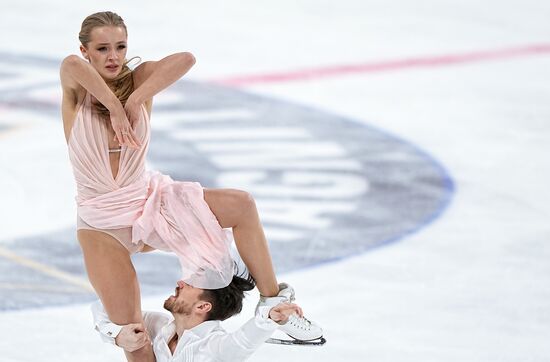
[{"x1": 256, "y1": 283, "x2": 326, "y2": 346}]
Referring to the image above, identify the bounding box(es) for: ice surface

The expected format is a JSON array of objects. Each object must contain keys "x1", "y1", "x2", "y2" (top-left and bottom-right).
[{"x1": 0, "y1": 1, "x2": 549, "y2": 361}]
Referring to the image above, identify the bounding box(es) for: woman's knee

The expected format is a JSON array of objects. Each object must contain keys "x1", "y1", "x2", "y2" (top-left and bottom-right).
[
  {"x1": 222, "y1": 189, "x2": 258, "y2": 224},
  {"x1": 204, "y1": 188, "x2": 257, "y2": 226},
  {"x1": 232, "y1": 189, "x2": 256, "y2": 212}
]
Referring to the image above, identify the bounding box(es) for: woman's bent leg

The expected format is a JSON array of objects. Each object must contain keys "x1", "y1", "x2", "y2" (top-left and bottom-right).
[
  {"x1": 203, "y1": 189, "x2": 279, "y2": 297},
  {"x1": 203, "y1": 189, "x2": 325, "y2": 342},
  {"x1": 78, "y1": 229, "x2": 155, "y2": 362}
]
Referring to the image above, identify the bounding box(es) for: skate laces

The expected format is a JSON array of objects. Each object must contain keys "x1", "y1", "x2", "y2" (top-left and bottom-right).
[{"x1": 288, "y1": 314, "x2": 312, "y2": 330}]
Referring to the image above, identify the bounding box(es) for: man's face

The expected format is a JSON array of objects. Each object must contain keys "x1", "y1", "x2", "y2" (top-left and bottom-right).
[{"x1": 164, "y1": 281, "x2": 205, "y2": 315}]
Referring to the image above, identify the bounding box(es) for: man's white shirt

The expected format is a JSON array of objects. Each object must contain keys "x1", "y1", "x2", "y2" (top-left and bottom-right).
[{"x1": 91, "y1": 301, "x2": 279, "y2": 361}]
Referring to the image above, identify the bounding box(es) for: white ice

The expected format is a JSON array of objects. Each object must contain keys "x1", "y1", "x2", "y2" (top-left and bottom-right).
[{"x1": 0, "y1": 1, "x2": 549, "y2": 361}]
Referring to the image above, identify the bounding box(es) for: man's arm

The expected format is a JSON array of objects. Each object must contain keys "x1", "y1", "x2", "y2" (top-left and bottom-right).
[
  {"x1": 209, "y1": 303, "x2": 302, "y2": 360},
  {"x1": 90, "y1": 300, "x2": 124, "y2": 345},
  {"x1": 90, "y1": 300, "x2": 170, "y2": 352}
]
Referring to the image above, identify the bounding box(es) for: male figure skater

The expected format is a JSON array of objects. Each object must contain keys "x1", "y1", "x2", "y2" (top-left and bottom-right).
[{"x1": 92, "y1": 275, "x2": 321, "y2": 361}]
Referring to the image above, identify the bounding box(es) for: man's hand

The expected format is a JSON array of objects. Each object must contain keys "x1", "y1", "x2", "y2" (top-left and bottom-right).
[
  {"x1": 268, "y1": 303, "x2": 304, "y2": 324},
  {"x1": 114, "y1": 323, "x2": 150, "y2": 352}
]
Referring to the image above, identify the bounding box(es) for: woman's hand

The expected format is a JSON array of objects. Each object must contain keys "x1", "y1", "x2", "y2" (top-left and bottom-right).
[{"x1": 110, "y1": 107, "x2": 141, "y2": 149}]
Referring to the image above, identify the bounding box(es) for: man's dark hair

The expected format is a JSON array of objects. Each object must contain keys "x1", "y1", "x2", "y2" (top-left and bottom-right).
[{"x1": 201, "y1": 272, "x2": 256, "y2": 321}]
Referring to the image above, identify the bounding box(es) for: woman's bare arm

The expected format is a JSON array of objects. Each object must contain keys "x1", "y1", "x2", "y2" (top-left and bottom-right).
[
  {"x1": 126, "y1": 52, "x2": 196, "y2": 118},
  {"x1": 60, "y1": 55, "x2": 123, "y2": 115},
  {"x1": 60, "y1": 55, "x2": 140, "y2": 148}
]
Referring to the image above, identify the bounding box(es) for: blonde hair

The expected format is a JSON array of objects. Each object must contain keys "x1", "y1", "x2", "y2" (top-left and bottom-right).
[{"x1": 79, "y1": 11, "x2": 139, "y2": 116}]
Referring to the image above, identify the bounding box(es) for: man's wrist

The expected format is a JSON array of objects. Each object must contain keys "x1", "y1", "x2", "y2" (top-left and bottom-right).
[
  {"x1": 95, "y1": 322, "x2": 123, "y2": 345},
  {"x1": 255, "y1": 306, "x2": 279, "y2": 330}
]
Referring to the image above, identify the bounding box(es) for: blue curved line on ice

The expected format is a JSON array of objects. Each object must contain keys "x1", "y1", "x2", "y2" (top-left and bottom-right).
[
  {"x1": 223, "y1": 86, "x2": 456, "y2": 271},
  {"x1": 0, "y1": 50, "x2": 456, "y2": 285}
]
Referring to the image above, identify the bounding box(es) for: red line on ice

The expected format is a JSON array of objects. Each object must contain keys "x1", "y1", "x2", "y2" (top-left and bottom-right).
[{"x1": 210, "y1": 44, "x2": 550, "y2": 86}]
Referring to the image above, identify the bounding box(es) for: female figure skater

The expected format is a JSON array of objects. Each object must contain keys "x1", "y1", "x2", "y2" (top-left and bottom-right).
[{"x1": 61, "y1": 11, "x2": 321, "y2": 361}]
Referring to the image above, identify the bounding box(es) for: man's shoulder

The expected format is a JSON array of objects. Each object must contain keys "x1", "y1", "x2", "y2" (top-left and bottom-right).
[
  {"x1": 194, "y1": 320, "x2": 225, "y2": 337},
  {"x1": 143, "y1": 310, "x2": 173, "y2": 326}
]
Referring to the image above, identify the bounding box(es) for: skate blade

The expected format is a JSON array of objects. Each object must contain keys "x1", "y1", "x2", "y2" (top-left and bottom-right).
[{"x1": 265, "y1": 336, "x2": 326, "y2": 346}]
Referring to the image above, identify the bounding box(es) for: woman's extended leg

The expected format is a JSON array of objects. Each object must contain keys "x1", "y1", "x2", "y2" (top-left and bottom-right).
[
  {"x1": 203, "y1": 188, "x2": 279, "y2": 297},
  {"x1": 78, "y1": 229, "x2": 155, "y2": 362}
]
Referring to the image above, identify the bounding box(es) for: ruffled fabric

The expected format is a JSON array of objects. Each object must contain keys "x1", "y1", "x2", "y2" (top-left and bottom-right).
[{"x1": 68, "y1": 93, "x2": 233, "y2": 289}]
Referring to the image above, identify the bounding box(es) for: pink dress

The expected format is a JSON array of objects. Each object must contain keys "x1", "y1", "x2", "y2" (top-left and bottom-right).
[{"x1": 67, "y1": 92, "x2": 234, "y2": 289}]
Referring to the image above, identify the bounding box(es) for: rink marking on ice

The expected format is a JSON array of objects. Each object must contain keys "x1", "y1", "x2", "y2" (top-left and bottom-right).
[
  {"x1": 210, "y1": 43, "x2": 550, "y2": 86},
  {"x1": 0, "y1": 53, "x2": 454, "y2": 309},
  {"x1": 0, "y1": 246, "x2": 94, "y2": 292},
  {"x1": 0, "y1": 282, "x2": 90, "y2": 294},
  {"x1": 0, "y1": 125, "x2": 26, "y2": 139}
]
